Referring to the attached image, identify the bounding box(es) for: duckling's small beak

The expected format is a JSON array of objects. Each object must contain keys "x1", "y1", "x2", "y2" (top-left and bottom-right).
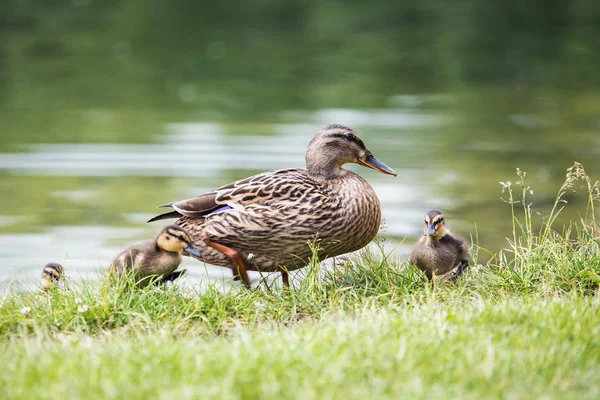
[
  {"x1": 425, "y1": 224, "x2": 437, "y2": 236},
  {"x1": 357, "y1": 152, "x2": 397, "y2": 176},
  {"x1": 185, "y1": 243, "x2": 201, "y2": 257}
]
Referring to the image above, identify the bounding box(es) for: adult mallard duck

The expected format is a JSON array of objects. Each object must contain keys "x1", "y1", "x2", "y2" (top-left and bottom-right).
[
  {"x1": 149, "y1": 124, "x2": 396, "y2": 287},
  {"x1": 108, "y1": 225, "x2": 200, "y2": 288},
  {"x1": 409, "y1": 209, "x2": 470, "y2": 282}
]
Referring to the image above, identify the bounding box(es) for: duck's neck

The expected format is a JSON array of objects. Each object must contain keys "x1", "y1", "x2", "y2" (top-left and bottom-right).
[{"x1": 306, "y1": 153, "x2": 348, "y2": 180}]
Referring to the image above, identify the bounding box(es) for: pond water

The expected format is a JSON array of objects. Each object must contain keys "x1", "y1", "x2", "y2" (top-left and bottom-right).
[{"x1": 1, "y1": 95, "x2": 599, "y2": 293}]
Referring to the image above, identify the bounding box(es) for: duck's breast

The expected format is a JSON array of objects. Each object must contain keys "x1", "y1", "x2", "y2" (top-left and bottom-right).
[{"x1": 317, "y1": 172, "x2": 382, "y2": 255}]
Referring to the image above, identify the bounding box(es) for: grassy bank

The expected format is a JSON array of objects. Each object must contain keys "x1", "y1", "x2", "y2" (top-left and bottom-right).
[
  {"x1": 1, "y1": 163, "x2": 600, "y2": 399},
  {"x1": 1, "y1": 298, "x2": 598, "y2": 399}
]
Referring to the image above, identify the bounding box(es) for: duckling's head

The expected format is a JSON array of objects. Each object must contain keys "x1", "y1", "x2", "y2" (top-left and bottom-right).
[
  {"x1": 41, "y1": 262, "x2": 64, "y2": 291},
  {"x1": 306, "y1": 124, "x2": 397, "y2": 179},
  {"x1": 423, "y1": 210, "x2": 447, "y2": 240},
  {"x1": 156, "y1": 225, "x2": 201, "y2": 257}
]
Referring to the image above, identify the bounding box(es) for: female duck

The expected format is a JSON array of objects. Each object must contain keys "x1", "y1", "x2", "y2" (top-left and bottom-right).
[
  {"x1": 40, "y1": 263, "x2": 64, "y2": 291},
  {"x1": 409, "y1": 210, "x2": 470, "y2": 281},
  {"x1": 108, "y1": 225, "x2": 200, "y2": 287},
  {"x1": 149, "y1": 124, "x2": 396, "y2": 287}
]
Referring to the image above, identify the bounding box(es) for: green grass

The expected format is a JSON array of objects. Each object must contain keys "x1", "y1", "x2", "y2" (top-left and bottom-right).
[
  {"x1": 2, "y1": 298, "x2": 598, "y2": 399},
  {"x1": 1, "y1": 162, "x2": 600, "y2": 399}
]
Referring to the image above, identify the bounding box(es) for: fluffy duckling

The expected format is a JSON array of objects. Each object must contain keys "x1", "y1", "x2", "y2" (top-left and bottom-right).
[
  {"x1": 108, "y1": 225, "x2": 200, "y2": 288},
  {"x1": 40, "y1": 262, "x2": 64, "y2": 291},
  {"x1": 409, "y1": 210, "x2": 470, "y2": 281}
]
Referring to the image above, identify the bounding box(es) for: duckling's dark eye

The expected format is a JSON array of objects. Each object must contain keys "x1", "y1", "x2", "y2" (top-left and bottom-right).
[{"x1": 343, "y1": 133, "x2": 354, "y2": 141}]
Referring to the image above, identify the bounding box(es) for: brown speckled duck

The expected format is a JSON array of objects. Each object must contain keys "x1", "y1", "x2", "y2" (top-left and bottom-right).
[
  {"x1": 108, "y1": 225, "x2": 200, "y2": 287},
  {"x1": 40, "y1": 263, "x2": 64, "y2": 292},
  {"x1": 149, "y1": 124, "x2": 396, "y2": 287},
  {"x1": 409, "y1": 209, "x2": 470, "y2": 281}
]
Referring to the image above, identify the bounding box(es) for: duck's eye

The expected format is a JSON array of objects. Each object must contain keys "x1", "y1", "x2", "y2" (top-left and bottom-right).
[{"x1": 343, "y1": 133, "x2": 354, "y2": 141}]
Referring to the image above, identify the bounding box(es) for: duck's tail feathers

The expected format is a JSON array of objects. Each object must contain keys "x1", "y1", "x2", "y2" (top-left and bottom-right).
[{"x1": 147, "y1": 211, "x2": 182, "y2": 223}]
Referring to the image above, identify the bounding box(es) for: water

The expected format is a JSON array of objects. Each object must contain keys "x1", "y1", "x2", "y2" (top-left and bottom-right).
[
  {"x1": 1, "y1": 100, "x2": 598, "y2": 293},
  {"x1": 0, "y1": 113, "x2": 434, "y2": 291}
]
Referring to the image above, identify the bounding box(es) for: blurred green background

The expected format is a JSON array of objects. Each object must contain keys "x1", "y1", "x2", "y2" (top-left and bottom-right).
[{"x1": 1, "y1": 0, "x2": 599, "y2": 287}]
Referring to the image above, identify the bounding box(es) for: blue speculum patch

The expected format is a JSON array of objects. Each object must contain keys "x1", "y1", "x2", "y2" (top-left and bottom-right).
[{"x1": 211, "y1": 205, "x2": 233, "y2": 214}]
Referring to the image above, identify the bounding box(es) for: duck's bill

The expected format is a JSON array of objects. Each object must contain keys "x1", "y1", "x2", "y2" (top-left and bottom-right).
[
  {"x1": 357, "y1": 153, "x2": 397, "y2": 176},
  {"x1": 42, "y1": 268, "x2": 61, "y2": 282},
  {"x1": 425, "y1": 224, "x2": 437, "y2": 236},
  {"x1": 185, "y1": 243, "x2": 202, "y2": 257}
]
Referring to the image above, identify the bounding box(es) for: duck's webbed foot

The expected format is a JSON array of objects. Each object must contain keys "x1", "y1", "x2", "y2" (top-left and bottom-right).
[
  {"x1": 204, "y1": 238, "x2": 250, "y2": 288},
  {"x1": 450, "y1": 260, "x2": 469, "y2": 283},
  {"x1": 160, "y1": 269, "x2": 187, "y2": 284},
  {"x1": 425, "y1": 270, "x2": 434, "y2": 282}
]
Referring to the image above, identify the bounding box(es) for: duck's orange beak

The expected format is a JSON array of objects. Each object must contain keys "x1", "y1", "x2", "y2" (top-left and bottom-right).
[{"x1": 357, "y1": 152, "x2": 397, "y2": 176}]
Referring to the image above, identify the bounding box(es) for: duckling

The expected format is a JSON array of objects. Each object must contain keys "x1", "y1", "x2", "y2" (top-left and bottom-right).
[
  {"x1": 40, "y1": 262, "x2": 64, "y2": 292},
  {"x1": 409, "y1": 210, "x2": 470, "y2": 282},
  {"x1": 108, "y1": 225, "x2": 200, "y2": 288}
]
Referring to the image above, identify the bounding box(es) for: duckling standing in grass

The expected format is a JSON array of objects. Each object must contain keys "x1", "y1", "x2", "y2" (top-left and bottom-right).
[
  {"x1": 40, "y1": 263, "x2": 64, "y2": 292},
  {"x1": 108, "y1": 225, "x2": 201, "y2": 288},
  {"x1": 409, "y1": 210, "x2": 470, "y2": 282}
]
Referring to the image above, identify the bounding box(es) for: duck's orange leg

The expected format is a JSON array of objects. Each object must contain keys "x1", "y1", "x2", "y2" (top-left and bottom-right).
[{"x1": 204, "y1": 238, "x2": 250, "y2": 287}]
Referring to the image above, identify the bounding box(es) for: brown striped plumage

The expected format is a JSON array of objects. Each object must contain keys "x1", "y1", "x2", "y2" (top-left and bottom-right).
[
  {"x1": 409, "y1": 210, "x2": 470, "y2": 281},
  {"x1": 149, "y1": 124, "x2": 397, "y2": 286}
]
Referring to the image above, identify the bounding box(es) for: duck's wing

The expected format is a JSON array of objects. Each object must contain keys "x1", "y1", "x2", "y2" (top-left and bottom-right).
[
  {"x1": 111, "y1": 247, "x2": 143, "y2": 275},
  {"x1": 148, "y1": 168, "x2": 308, "y2": 222},
  {"x1": 458, "y1": 235, "x2": 471, "y2": 260},
  {"x1": 409, "y1": 237, "x2": 426, "y2": 265}
]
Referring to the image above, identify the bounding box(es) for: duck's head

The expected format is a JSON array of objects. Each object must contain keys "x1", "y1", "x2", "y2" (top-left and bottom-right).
[
  {"x1": 306, "y1": 124, "x2": 397, "y2": 179},
  {"x1": 423, "y1": 209, "x2": 447, "y2": 240},
  {"x1": 156, "y1": 225, "x2": 201, "y2": 257},
  {"x1": 41, "y1": 262, "x2": 64, "y2": 290}
]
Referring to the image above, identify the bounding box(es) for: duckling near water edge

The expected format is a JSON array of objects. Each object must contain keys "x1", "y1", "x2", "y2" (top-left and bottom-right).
[
  {"x1": 40, "y1": 262, "x2": 64, "y2": 292},
  {"x1": 409, "y1": 210, "x2": 470, "y2": 282},
  {"x1": 148, "y1": 124, "x2": 397, "y2": 288},
  {"x1": 108, "y1": 225, "x2": 200, "y2": 288}
]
